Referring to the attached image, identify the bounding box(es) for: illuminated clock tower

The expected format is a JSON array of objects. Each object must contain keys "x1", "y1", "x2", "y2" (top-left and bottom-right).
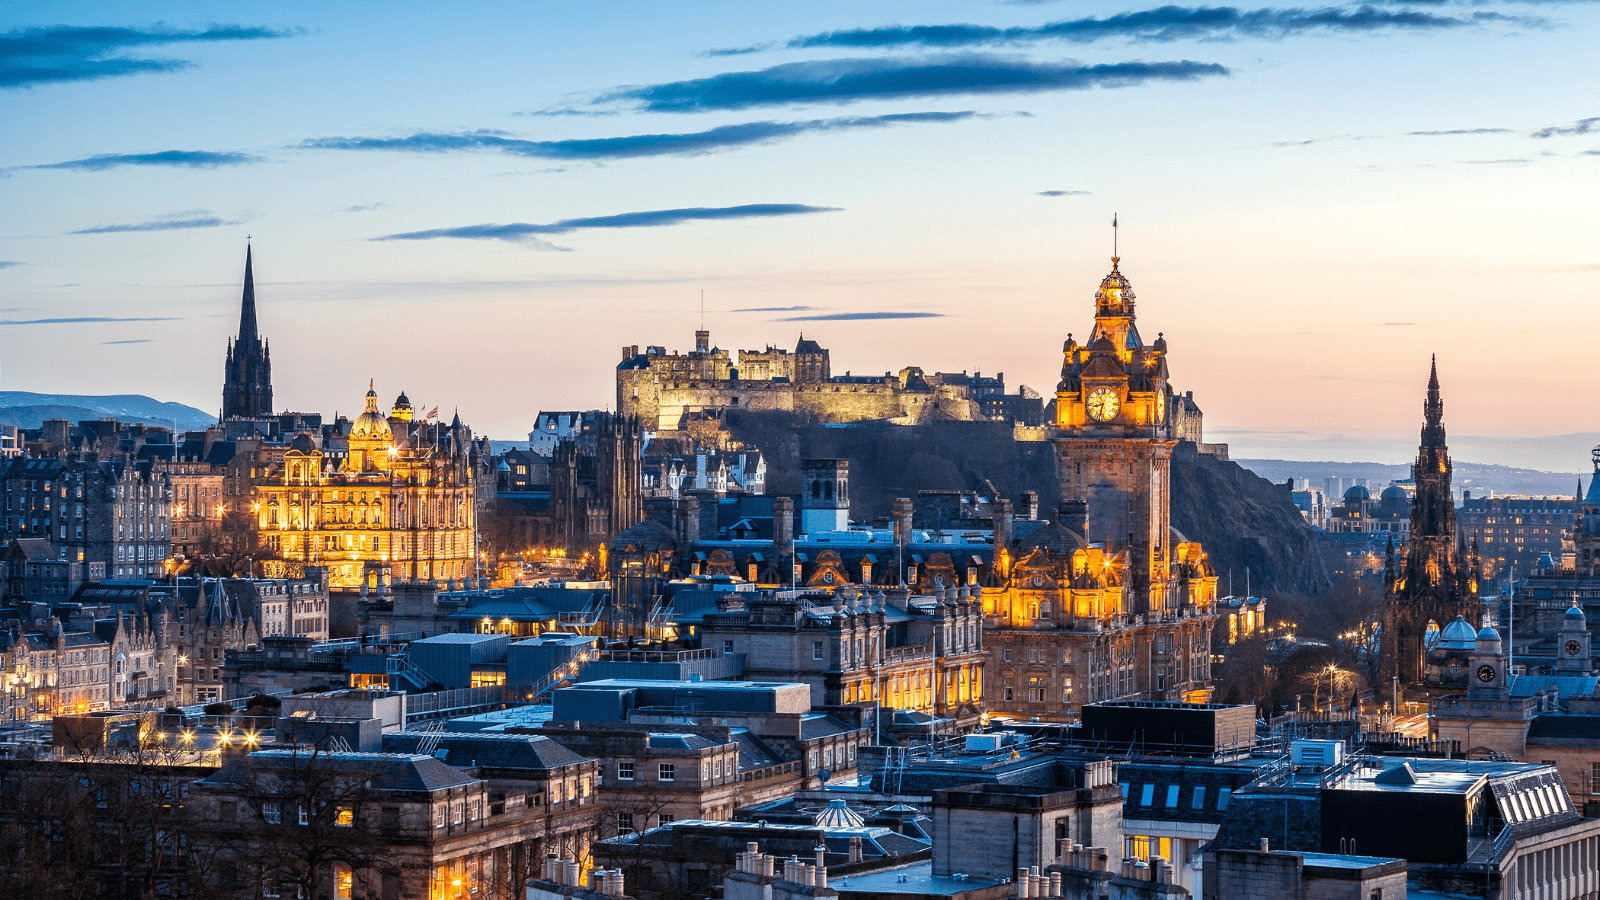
[{"x1": 1052, "y1": 257, "x2": 1180, "y2": 613}]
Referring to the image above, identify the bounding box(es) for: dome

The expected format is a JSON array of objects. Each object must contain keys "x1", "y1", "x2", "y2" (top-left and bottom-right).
[
  {"x1": 1477, "y1": 625, "x2": 1503, "y2": 643},
  {"x1": 350, "y1": 381, "x2": 393, "y2": 442},
  {"x1": 813, "y1": 799, "x2": 864, "y2": 828},
  {"x1": 391, "y1": 391, "x2": 414, "y2": 423},
  {"x1": 1380, "y1": 485, "x2": 1409, "y2": 501},
  {"x1": 1344, "y1": 485, "x2": 1371, "y2": 502},
  {"x1": 1095, "y1": 258, "x2": 1136, "y2": 314},
  {"x1": 1435, "y1": 615, "x2": 1477, "y2": 650}
]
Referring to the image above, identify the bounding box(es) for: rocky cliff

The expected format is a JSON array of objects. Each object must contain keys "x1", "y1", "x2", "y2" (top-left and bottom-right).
[{"x1": 720, "y1": 411, "x2": 1330, "y2": 597}]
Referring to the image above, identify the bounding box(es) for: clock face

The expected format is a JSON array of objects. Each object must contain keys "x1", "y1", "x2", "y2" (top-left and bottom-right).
[
  {"x1": 1031, "y1": 575, "x2": 1044, "y2": 587},
  {"x1": 1477, "y1": 664, "x2": 1497, "y2": 684},
  {"x1": 1086, "y1": 387, "x2": 1121, "y2": 422},
  {"x1": 1567, "y1": 639, "x2": 1582, "y2": 657}
]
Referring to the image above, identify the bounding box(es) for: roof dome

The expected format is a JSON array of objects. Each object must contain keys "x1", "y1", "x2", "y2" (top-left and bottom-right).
[
  {"x1": 1344, "y1": 485, "x2": 1371, "y2": 502},
  {"x1": 1477, "y1": 625, "x2": 1503, "y2": 643},
  {"x1": 1435, "y1": 615, "x2": 1477, "y2": 650},
  {"x1": 1019, "y1": 521, "x2": 1087, "y2": 556},
  {"x1": 814, "y1": 799, "x2": 865, "y2": 828},
  {"x1": 1566, "y1": 603, "x2": 1587, "y2": 622},
  {"x1": 351, "y1": 380, "x2": 393, "y2": 442},
  {"x1": 1095, "y1": 258, "x2": 1135, "y2": 315},
  {"x1": 1380, "y1": 485, "x2": 1409, "y2": 501}
]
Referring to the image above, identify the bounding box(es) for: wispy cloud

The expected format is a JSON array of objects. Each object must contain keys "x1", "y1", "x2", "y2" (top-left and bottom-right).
[
  {"x1": 304, "y1": 112, "x2": 980, "y2": 162},
  {"x1": 102, "y1": 338, "x2": 153, "y2": 344},
  {"x1": 0, "y1": 261, "x2": 24, "y2": 268},
  {"x1": 1408, "y1": 127, "x2": 1512, "y2": 135},
  {"x1": 0, "y1": 316, "x2": 177, "y2": 325},
  {"x1": 779, "y1": 311, "x2": 944, "y2": 321},
  {"x1": 0, "y1": 24, "x2": 302, "y2": 89},
  {"x1": 375, "y1": 203, "x2": 841, "y2": 246},
  {"x1": 1038, "y1": 189, "x2": 1090, "y2": 196},
  {"x1": 1269, "y1": 133, "x2": 1378, "y2": 147},
  {"x1": 731, "y1": 305, "x2": 819, "y2": 312},
  {"x1": 31, "y1": 149, "x2": 261, "y2": 170},
  {"x1": 340, "y1": 202, "x2": 390, "y2": 212},
  {"x1": 595, "y1": 54, "x2": 1228, "y2": 112},
  {"x1": 1461, "y1": 158, "x2": 1531, "y2": 165},
  {"x1": 70, "y1": 211, "x2": 244, "y2": 234},
  {"x1": 702, "y1": 42, "x2": 777, "y2": 57},
  {"x1": 1530, "y1": 115, "x2": 1600, "y2": 138},
  {"x1": 779, "y1": 6, "x2": 1527, "y2": 51}
]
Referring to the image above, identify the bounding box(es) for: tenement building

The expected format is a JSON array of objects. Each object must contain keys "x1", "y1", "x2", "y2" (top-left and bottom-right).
[
  {"x1": 986, "y1": 257, "x2": 1220, "y2": 717},
  {"x1": 1379, "y1": 358, "x2": 1483, "y2": 693},
  {"x1": 616, "y1": 330, "x2": 1040, "y2": 431}
]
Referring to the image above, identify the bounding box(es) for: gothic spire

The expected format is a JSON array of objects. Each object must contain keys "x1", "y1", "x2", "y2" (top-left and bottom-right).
[{"x1": 238, "y1": 244, "x2": 258, "y2": 347}]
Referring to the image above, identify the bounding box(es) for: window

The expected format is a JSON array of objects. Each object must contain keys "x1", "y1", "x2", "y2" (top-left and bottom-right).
[
  {"x1": 618, "y1": 762, "x2": 635, "y2": 781},
  {"x1": 703, "y1": 762, "x2": 712, "y2": 781},
  {"x1": 469, "y1": 799, "x2": 480, "y2": 821},
  {"x1": 453, "y1": 802, "x2": 463, "y2": 825},
  {"x1": 297, "y1": 804, "x2": 309, "y2": 826},
  {"x1": 658, "y1": 814, "x2": 674, "y2": 825},
  {"x1": 723, "y1": 640, "x2": 734, "y2": 655},
  {"x1": 1217, "y1": 788, "x2": 1232, "y2": 811},
  {"x1": 659, "y1": 763, "x2": 676, "y2": 781},
  {"x1": 618, "y1": 812, "x2": 635, "y2": 832},
  {"x1": 1139, "y1": 784, "x2": 1155, "y2": 806},
  {"x1": 813, "y1": 641, "x2": 824, "y2": 660},
  {"x1": 336, "y1": 805, "x2": 354, "y2": 827},
  {"x1": 1191, "y1": 786, "x2": 1206, "y2": 809},
  {"x1": 334, "y1": 864, "x2": 353, "y2": 900},
  {"x1": 259, "y1": 799, "x2": 281, "y2": 823},
  {"x1": 1003, "y1": 648, "x2": 1012, "y2": 662},
  {"x1": 1165, "y1": 785, "x2": 1180, "y2": 808}
]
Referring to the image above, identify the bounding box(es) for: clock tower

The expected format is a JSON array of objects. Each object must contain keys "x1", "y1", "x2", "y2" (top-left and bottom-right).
[
  {"x1": 1557, "y1": 601, "x2": 1591, "y2": 675},
  {"x1": 1467, "y1": 622, "x2": 1507, "y2": 700},
  {"x1": 1052, "y1": 258, "x2": 1180, "y2": 613}
]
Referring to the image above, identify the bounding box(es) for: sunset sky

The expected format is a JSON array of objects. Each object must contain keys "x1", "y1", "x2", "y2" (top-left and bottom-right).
[{"x1": 2, "y1": 1, "x2": 1597, "y2": 470}]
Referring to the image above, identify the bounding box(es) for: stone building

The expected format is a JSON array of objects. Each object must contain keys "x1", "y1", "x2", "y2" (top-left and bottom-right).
[
  {"x1": 1380, "y1": 359, "x2": 1482, "y2": 692},
  {"x1": 550, "y1": 411, "x2": 644, "y2": 555},
  {"x1": 990, "y1": 257, "x2": 1220, "y2": 718},
  {"x1": 249, "y1": 382, "x2": 483, "y2": 590},
  {"x1": 616, "y1": 330, "x2": 1037, "y2": 432},
  {"x1": 192, "y1": 738, "x2": 601, "y2": 900},
  {"x1": 167, "y1": 431, "x2": 234, "y2": 565}
]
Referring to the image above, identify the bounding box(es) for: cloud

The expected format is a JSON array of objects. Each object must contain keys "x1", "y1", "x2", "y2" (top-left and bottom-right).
[
  {"x1": 1038, "y1": 189, "x2": 1090, "y2": 196},
  {"x1": 70, "y1": 212, "x2": 244, "y2": 234},
  {"x1": 1529, "y1": 116, "x2": 1600, "y2": 138},
  {"x1": 0, "y1": 261, "x2": 24, "y2": 268},
  {"x1": 779, "y1": 311, "x2": 945, "y2": 321},
  {"x1": 731, "y1": 305, "x2": 819, "y2": 312},
  {"x1": 32, "y1": 149, "x2": 262, "y2": 170},
  {"x1": 102, "y1": 338, "x2": 153, "y2": 344},
  {"x1": 340, "y1": 202, "x2": 390, "y2": 212},
  {"x1": 702, "y1": 42, "x2": 777, "y2": 57},
  {"x1": 1462, "y1": 158, "x2": 1531, "y2": 165},
  {"x1": 0, "y1": 24, "x2": 302, "y2": 88},
  {"x1": 304, "y1": 112, "x2": 979, "y2": 162},
  {"x1": 0, "y1": 316, "x2": 177, "y2": 325},
  {"x1": 779, "y1": 6, "x2": 1523, "y2": 51},
  {"x1": 1269, "y1": 133, "x2": 1377, "y2": 146},
  {"x1": 375, "y1": 203, "x2": 841, "y2": 245},
  {"x1": 1408, "y1": 127, "x2": 1512, "y2": 135},
  {"x1": 595, "y1": 54, "x2": 1229, "y2": 112}
]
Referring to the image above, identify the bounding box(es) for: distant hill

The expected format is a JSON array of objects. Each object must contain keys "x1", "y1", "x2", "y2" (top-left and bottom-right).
[
  {"x1": 1235, "y1": 457, "x2": 1585, "y2": 499},
  {"x1": 0, "y1": 392, "x2": 215, "y2": 433}
]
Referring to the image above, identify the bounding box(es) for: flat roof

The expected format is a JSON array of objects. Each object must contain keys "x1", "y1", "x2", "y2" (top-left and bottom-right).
[
  {"x1": 1297, "y1": 852, "x2": 1404, "y2": 871},
  {"x1": 831, "y1": 862, "x2": 1002, "y2": 896},
  {"x1": 566, "y1": 678, "x2": 807, "y2": 691}
]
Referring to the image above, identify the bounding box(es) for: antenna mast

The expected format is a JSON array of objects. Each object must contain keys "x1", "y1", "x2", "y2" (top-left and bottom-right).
[{"x1": 1112, "y1": 214, "x2": 1118, "y2": 258}]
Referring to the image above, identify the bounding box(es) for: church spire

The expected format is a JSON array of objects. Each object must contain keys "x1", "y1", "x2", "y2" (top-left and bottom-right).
[{"x1": 239, "y1": 243, "x2": 258, "y2": 347}]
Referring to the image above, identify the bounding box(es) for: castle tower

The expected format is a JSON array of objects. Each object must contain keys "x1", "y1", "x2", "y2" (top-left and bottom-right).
[
  {"x1": 1576, "y1": 448, "x2": 1600, "y2": 575},
  {"x1": 1380, "y1": 357, "x2": 1480, "y2": 689},
  {"x1": 222, "y1": 244, "x2": 273, "y2": 419}
]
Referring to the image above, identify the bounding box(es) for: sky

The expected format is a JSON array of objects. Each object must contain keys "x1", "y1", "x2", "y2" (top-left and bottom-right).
[{"x1": 1, "y1": 1, "x2": 1598, "y2": 471}]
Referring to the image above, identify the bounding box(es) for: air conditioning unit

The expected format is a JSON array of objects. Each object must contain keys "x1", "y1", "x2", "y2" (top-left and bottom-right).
[
  {"x1": 1291, "y1": 739, "x2": 1344, "y2": 768},
  {"x1": 965, "y1": 733, "x2": 1004, "y2": 753}
]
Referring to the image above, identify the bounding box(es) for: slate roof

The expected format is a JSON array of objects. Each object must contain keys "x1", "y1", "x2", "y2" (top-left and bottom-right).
[
  {"x1": 208, "y1": 750, "x2": 477, "y2": 793},
  {"x1": 382, "y1": 732, "x2": 592, "y2": 770}
]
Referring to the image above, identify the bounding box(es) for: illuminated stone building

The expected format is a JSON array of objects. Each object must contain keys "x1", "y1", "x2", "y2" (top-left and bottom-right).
[
  {"x1": 1379, "y1": 358, "x2": 1482, "y2": 691},
  {"x1": 251, "y1": 383, "x2": 481, "y2": 591},
  {"x1": 984, "y1": 257, "x2": 1220, "y2": 718}
]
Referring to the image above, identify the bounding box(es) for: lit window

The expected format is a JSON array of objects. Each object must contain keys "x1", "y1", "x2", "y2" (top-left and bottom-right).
[{"x1": 336, "y1": 806, "x2": 353, "y2": 827}]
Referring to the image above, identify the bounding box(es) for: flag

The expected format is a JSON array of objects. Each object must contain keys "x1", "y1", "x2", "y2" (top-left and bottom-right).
[{"x1": 426, "y1": 406, "x2": 439, "y2": 419}]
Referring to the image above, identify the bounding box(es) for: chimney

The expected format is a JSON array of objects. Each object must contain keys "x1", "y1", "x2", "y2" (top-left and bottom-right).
[
  {"x1": 772, "y1": 496, "x2": 795, "y2": 582},
  {"x1": 1020, "y1": 491, "x2": 1039, "y2": 521},
  {"x1": 622, "y1": 346, "x2": 632, "y2": 362},
  {"x1": 1060, "y1": 499, "x2": 1089, "y2": 538}
]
